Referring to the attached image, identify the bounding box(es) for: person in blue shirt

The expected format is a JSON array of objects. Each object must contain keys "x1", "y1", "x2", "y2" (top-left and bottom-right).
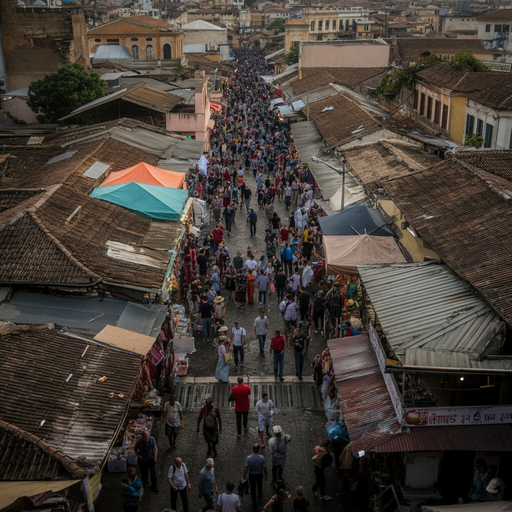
[
  {"x1": 122, "y1": 468, "x2": 143, "y2": 511},
  {"x1": 280, "y1": 244, "x2": 293, "y2": 276},
  {"x1": 248, "y1": 209, "x2": 258, "y2": 237}
]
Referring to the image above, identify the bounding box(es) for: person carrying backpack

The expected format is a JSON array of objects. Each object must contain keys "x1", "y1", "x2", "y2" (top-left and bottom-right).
[
  {"x1": 262, "y1": 488, "x2": 291, "y2": 512},
  {"x1": 197, "y1": 395, "x2": 222, "y2": 457}
]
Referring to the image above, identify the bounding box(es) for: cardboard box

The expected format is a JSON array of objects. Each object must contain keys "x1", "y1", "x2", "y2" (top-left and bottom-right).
[{"x1": 107, "y1": 458, "x2": 127, "y2": 473}]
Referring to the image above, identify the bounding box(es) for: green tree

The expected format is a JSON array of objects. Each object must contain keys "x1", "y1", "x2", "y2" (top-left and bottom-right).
[
  {"x1": 464, "y1": 133, "x2": 484, "y2": 148},
  {"x1": 451, "y1": 51, "x2": 489, "y2": 72},
  {"x1": 285, "y1": 45, "x2": 299, "y2": 65},
  {"x1": 27, "y1": 63, "x2": 108, "y2": 123},
  {"x1": 267, "y1": 18, "x2": 285, "y2": 31}
]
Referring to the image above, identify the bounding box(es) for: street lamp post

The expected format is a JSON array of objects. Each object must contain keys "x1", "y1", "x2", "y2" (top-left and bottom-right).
[{"x1": 311, "y1": 156, "x2": 346, "y2": 210}]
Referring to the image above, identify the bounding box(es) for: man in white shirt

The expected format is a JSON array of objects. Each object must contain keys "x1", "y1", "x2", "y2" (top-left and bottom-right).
[
  {"x1": 161, "y1": 394, "x2": 183, "y2": 452},
  {"x1": 253, "y1": 310, "x2": 269, "y2": 356},
  {"x1": 168, "y1": 457, "x2": 191, "y2": 512},
  {"x1": 256, "y1": 393, "x2": 274, "y2": 446},
  {"x1": 231, "y1": 321, "x2": 247, "y2": 370},
  {"x1": 246, "y1": 254, "x2": 257, "y2": 272},
  {"x1": 217, "y1": 482, "x2": 241, "y2": 512}
]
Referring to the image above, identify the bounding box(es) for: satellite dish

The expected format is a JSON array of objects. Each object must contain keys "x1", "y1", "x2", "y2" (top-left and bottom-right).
[{"x1": 55, "y1": 0, "x2": 62, "y2": 5}]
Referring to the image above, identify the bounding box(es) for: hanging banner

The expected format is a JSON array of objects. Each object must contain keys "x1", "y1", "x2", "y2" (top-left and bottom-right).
[{"x1": 405, "y1": 405, "x2": 512, "y2": 427}]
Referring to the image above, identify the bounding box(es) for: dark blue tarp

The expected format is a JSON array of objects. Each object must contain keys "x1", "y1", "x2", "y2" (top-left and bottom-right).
[{"x1": 318, "y1": 205, "x2": 393, "y2": 237}]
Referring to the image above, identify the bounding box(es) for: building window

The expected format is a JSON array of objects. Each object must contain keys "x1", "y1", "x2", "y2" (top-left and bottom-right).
[
  {"x1": 325, "y1": 19, "x2": 329, "y2": 30},
  {"x1": 163, "y1": 43, "x2": 172, "y2": 59},
  {"x1": 419, "y1": 93, "x2": 426, "y2": 116},
  {"x1": 318, "y1": 20, "x2": 323, "y2": 30},
  {"x1": 509, "y1": 130, "x2": 512, "y2": 149},
  {"x1": 339, "y1": 19, "x2": 343, "y2": 30},
  {"x1": 107, "y1": 39, "x2": 119, "y2": 43},
  {"x1": 95, "y1": 38, "x2": 101, "y2": 42},
  {"x1": 465, "y1": 114, "x2": 475, "y2": 136},
  {"x1": 485, "y1": 24, "x2": 491, "y2": 32},
  {"x1": 495, "y1": 24, "x2": 502, "y2": 32},
  {"x1": 476, "y1": 118, "x2": 483, "y2": 135},
  {"x1": 504, "y1": 25, "x2": 510, "y2": 32},
  {"x1": 484, "y1": 123, "x2": 493, "y2": 148},
  {"x1": 442, "y1": 104, "x2": 448, "y2": 130},
  {"x1": 131, "y1": 38, "x2": 138, "y2": 41},
  {"x1": 434, "y1": 100, "x2": 441, "y2": 124},
  {"x1": 310, "y1": 20, "x2": 315, "y2": 31},
  {"x1": 146, "y1": 45, "x2": 154, "y2": 59},
  {"x1": 131, "y1": 45, "x2": 140, "y2": 59},
  {"x1": 427, "y1": 96, "x2": 433, "y2": 120},
  {"x1": 146, "y1": 38, "x2": 153, "y2": 41},
  {"x1": 364, "y1": 24, "x2": 369, "y2": 30}
]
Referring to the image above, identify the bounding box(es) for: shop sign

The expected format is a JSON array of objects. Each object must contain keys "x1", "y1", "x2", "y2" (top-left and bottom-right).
[
  {"x1": 404, "y1": 405, "x2": 512, "y2": 427},
  {"x1": 369, "y1": 322, "x2": 404, "y2": 423}
]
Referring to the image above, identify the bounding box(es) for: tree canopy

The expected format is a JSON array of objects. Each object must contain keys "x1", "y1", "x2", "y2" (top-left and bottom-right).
[
  {"x1": 267, "y1": 18, "x2": 285, "y2": 31},
  {"x1": 285, "y1": 45, "x2": 299, "y2": 65},
  {"x1": 451, "y1": 51, "x2": 489, "y2": 72},
  {"x1": 27, "y1": 63, "x2": 108, "y2": 123}
]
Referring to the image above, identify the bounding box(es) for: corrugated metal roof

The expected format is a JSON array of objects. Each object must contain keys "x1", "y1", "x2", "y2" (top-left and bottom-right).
[
  {"x1": 100, "y1": 71, "x2": 137, "y2": 81},
  {"x1": 183, "y1": 43, "x2": 206, "y2": 53},
  {"x1": 404, "y1": 349, "x2": 512, "y2": 371},
  {"x1": 290, "y1": 121, "x2": 363, "y2": 202},
  {"x1": 182, "y1": 19, "x2": 226, "y2": 30},
  {"x1": 59, "y1": 84, "x2": 182, "y2": 121},
  {"x1": 265, "y1": 48, "x2": 284, "y2": 60},
  {"x1": 374, "y1": 424, "x2": 512, "y2": 452},
  {"x1": 0, "y1": 326, "x2": 144, "y2": 472},
  {"x1": 357, "y1": 262, "x2": 504, "y2": 364},
  {"x1": 328, "y1": 335, "x2": 402, "y2": 456}
]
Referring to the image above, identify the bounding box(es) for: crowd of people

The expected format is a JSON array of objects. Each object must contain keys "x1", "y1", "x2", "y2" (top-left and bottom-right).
[{"x1": 123, "y1": 378, "x2": 336, "y2": 512}]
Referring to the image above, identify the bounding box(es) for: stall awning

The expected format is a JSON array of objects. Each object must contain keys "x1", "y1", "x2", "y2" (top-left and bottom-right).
[
  {"x1": 374, "y1": 424, "x2": 512, "y2": 453},
  {"x1": 328, "y1": 335, "x2": 401, "y2": 456}
]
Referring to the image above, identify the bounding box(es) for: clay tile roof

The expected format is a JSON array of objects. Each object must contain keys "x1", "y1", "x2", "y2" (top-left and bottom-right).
[
  {"x1": 455, "y1": 150, "x2": 512, "y2": 182},
  {"x1": 123, "y1": 15, "x2": 173, "y2": 29},
  {"x1": 384, "y1": 159, "x2": 512, "y2": 326},
  {"x1": 0, "y1": 420, "x2": 86, "y2": 480},
  {"x1": 301, "y1": 94, "x2": 383, "y2": 148},
  {"x1": 417, "y1": 62, "x2": 471, "y2": 89},
  {"x1": 293, "y1": 67, "x2": 388, "y2": 95},
  {"x1": 392, "y1": 37, "x2": 488, "y2": 62},
  {"x1": 481, "y1": 8, "x2": 512, "y2": 20}
]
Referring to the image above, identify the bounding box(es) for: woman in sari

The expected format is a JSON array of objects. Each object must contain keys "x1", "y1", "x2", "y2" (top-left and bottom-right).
[
  {"x1": 215, "y1": 337, "x2": 230, "y2": 383},
  {"x1": 246, "y1": 271, "x2": 255, "y2": 304},
  {"x1": 235, "y1": 270, "x2": 247, "y2": 303}
]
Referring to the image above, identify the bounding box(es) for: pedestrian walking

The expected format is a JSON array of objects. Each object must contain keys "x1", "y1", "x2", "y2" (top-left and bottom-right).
[
  {"x1": 312, "y1": 291, "x2": 325, "y2": 334},
  {"x1": 230, "y1": 376, "x2": 251, "y2": 438},
  {"x1": 263, "y1": 488, "x2": 291, "y2": 512},
  {"x1": 280, "y1": 295, "x2": 299, "y2": 336},
  {"x1": 168, "y1": 457, "x2": 191, "y2": 512},
  {"x1": 197, "y1": 394, "x2": 222, "y2": 457},
  {"x1": 217, "y1": 482, "x2": 241, "y2": 512},
  {"x1": 242, "y1": 443, "x2": 268, "y2": 508},
  {"x1": 297, "y1": 286, "x2": 311, "y2": 321},
  {"x1": 268, "y1": 425, "x2": 291, "y2": 485},
  {"x1": 248, "y1": 208, "x2": 257, "y2": 237},
  {"x1": 199, "y1": 295, "x2": 213, "y2": 343},
  {"x1": 198, "y1": 458, "x2": 217, "y2": 512},
  {"x1": 256, "y1": 270, "x2": 269, "y2": 307},
  {"x1": 134, "y1": 431, "x2": 159, "y2": 492},
  {"x1": 274, "y1": 267, "x2": 287, "y2": 302},
  {"x1": 254, "y1": 310, "x2": 269, "y2": 356},
  {"x1": 311, "y1": 440, "x2": 333, "y2": 501},
  {"x1": 270, "y1": 330, "x2": 286, "y2": 382},
  {"x1": 231, "y1": 321, "x2": 247, "y2": 369},
  {"x1": 215, "y1": 336, "x2": 230, "y2": 383},
  {"x1": 122, "y1": 468, "x2": 143, "y2": 512},
  {"x1": 291, "y1": 487, "x2": 311, "y2": 512},
  {"x1": 255, "y1": 393, "x2": 274, "y2": 447},
  {"x1": 161, "y1": 394, "x2": 183, "y2": 452},
  {"x1": 291, "y1": 329, "x2": 308, "y2": 381}
]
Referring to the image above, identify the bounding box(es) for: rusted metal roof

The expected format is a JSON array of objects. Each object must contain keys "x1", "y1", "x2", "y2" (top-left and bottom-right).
[
  {"x1": 328, "y1": 335, "x2": 401, "y2": 456},
  {"x1": 374, "y1": 424, "x2": 512, "y2": 453},
  {"x1": 0, "y1": 420, "x2": 86, "y2": 480},
  {"x1": 0, "y1": 326, "x2": 144, "y2": 473}
]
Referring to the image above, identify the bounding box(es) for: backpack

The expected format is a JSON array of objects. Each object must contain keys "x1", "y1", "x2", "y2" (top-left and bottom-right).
[{"x1": 204, "y1": 408, "x2": 217, "y2": 429}]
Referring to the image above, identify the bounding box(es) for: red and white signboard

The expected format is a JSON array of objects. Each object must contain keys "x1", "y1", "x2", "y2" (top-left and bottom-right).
[{"x1": 405, "y1": 406, "x2": 512, "y2": 427}]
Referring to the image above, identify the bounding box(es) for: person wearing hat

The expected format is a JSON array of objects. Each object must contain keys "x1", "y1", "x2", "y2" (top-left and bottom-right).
[
  {"x1": 215, "y1": 336, "x2": 231, "y2": 383},
  {"x1": 198, "y1": 458, "x2": 217, "y2": 512},
  {"x1": 214, "y1": 295, "x2": 226, "y2": 323},
  {"x1": 268, "y1": 425, "x2": 291, "y2": 485},
  {"x1": 231, "y1": 321, "x2": 247, "y2": 369}
]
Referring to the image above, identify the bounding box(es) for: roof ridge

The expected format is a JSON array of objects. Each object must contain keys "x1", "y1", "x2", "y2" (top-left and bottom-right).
[
  {"x1": 29, "y1": 212, "x2": 101, "y2": 281},
  {"x1": 0, "y1": 419, "x2": 86, "y2": 479}
]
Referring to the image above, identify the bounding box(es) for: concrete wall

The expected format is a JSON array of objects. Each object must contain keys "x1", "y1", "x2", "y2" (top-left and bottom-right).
[
  {"x1": 182, "y1": 29, "x2": 227, "y2": 50},
  {"x1": 1, "y1": 4, "x2": 90, "y2": 91},
  {"x1": 1, "y1": 97, "x2": 38, "y2": 123},
  {"x1": 300, "y1": 42, "x2": 389, "y2": 68}
]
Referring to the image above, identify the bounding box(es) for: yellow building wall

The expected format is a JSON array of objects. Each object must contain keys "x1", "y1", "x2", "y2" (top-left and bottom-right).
[
  {"x1": 379, "y1": 199, "x2": 439, "y2": 262},
  {"x1": 449, "y1": 95, "x2": 467, "y2": 144}
]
